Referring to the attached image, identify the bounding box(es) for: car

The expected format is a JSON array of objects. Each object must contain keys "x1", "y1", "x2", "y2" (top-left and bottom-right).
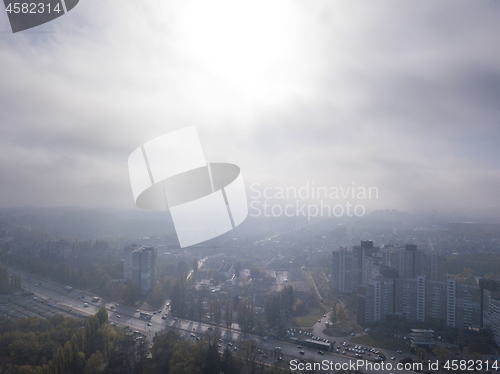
[
  {"x1": 324, "y1": 314, "x2": 326, "y2": 317},
  {"x1": 391, "y1": 357, "x2": 396, "y2": 360},
  {"x1": 299, "y1": 351, "x2": 305, "y2": 355},
  {"x1": 317, "y1": 319, "x2": 321, "y2": 323},
  {"x1": 397, "y1": 350, "x2": 403, "y2": 354},
  {"x1": 351, "y1": 332, "x2": 355, "y2": 336},
  {"x1": 161, "y1": 316, "x2": 166, "y2": 320},
  {"x1": 190, "y1": 333, "x2": 196, "y2": 337},
  {"x1": 234, "y1": 347, "x2": 239, "y2": 351},
  {"x1": 147, "y1": 323, "x2": 152, "y2": 326},
  {"x1": 83, "y1": 303, "x2": 89, "y2": 307},
  {"x1": 342, "y1": 351, "x2": 346, "y2": 355},
  {"x1": 110, "y1": 306, "x2": 115, "y2": 309},
  {"x1": 318, "y1": 351, "x2": 324, "y2": 355},
  {"x1": 297, "y1": 345, "x2": 302, "y2": 349},
  {"x1": 110, "y1": 322, "x2": 115, "y2": 326},
  {"x1": 275, "y1": 347, "x2": 281, "y2": 351},
  {"x1": 158, "y1": 310, "x2": 161, "y2": 313},
  {"x1": 116, "y1": 315, "x2": 121, "y2": 318},
  {"x1": 136, "y1": 310, "x2": 139, "y2": 313}
]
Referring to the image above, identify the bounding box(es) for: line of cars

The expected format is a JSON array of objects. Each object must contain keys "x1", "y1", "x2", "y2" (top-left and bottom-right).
[{"x1": 336, "y1": 342, "x2": 386, "y2": 360}]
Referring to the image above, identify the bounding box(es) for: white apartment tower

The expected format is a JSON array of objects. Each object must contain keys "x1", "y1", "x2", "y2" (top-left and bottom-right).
[
  {"x1": 417, "y1": 275, "x2": 426, "y2": 322},
  {"x1": 447, "y1": 278, "x2": 457, "y2": 327}
]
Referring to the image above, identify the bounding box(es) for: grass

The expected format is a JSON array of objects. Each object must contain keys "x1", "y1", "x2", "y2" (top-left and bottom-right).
[
  {"x1": 291, "y1": 303, "x2": 328, "y2": 327},
  {"x1": 293, "y1": 314, "x2": 321, "y2": 328},
  {"x1": 323, "y1": 325, "x2": 354, "y2": 337}
]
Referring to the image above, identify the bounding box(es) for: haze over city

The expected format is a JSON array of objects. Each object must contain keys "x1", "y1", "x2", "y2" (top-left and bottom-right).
[{"x1": 1, "y1": 0, "x2": 499, "y2": 215}]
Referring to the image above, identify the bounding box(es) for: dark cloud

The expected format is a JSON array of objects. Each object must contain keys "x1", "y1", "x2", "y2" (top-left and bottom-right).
[{"x1": 0, "y1": 0, "x2": 498, "y2": 213}]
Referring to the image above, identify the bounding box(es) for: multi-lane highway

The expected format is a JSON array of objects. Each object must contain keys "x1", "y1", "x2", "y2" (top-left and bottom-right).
[{"x1": 10, "y1": 268, "x2": 417, "y2": 373}]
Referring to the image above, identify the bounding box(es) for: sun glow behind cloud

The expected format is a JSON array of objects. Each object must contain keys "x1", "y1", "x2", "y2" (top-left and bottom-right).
[{"x1": 173, "y1": 0, "x2": 324, "y2": 106}]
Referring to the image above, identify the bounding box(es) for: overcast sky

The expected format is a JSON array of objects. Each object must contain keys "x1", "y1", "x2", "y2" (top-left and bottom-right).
[{"x1": 0, "y1": 0, "x2": 499, "y2": 214}]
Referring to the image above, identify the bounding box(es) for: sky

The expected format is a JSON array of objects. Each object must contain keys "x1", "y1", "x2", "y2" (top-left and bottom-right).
[{"x1": 0, "y1": 0, "x2": 499, "y2": 215}]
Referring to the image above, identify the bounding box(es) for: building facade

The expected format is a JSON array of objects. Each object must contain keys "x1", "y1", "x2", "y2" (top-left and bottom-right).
[{"x1": 123, "y1": 245, "x2": 158, "y2": 294}]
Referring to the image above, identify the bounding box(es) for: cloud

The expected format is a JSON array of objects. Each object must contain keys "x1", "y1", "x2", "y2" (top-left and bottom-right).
[{"x1": 0, "y1": 0, "x2": 499, "y2": 214}]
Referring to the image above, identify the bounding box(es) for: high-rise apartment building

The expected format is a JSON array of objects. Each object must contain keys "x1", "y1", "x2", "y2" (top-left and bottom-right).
[
  {"x1": 483, "y1": 289, "x2": 500, "y2": 346},
  {"x1": 123, "y1": 245, "x2": 158, "y2": 294}
]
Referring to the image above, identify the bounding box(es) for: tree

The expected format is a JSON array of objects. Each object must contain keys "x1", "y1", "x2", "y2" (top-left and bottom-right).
[
  {"x1": 96, "y1": 307, "x2": 108, "y2": 325},
  {"x1": 213, "y1": 299, "x2": 222, "y2": 325},
  {"x1": 329, "y1": 303, "x2": 337, "y2": 324},
  {"x1": 170, "y1": 278, "x2": 186, "y2": 318},
  {"x1": 457, "y1": 328, "x2": 465, "y2": 353},
  {"x1": 203, "y1": 343, "x2": 220, "y2": 374},
  {"x1": 237, "y1": 299, "x2": 255, "y2": 333},
  {"x1": 265, "y1": 293, "x2": 280, "y2": 327},
  {"x1": 234, "y1": 263, "x2": 242, "y2": 278},
  {"x1": 192, "y1": 258, "x2": 199, "y2": 273},
  {"x1": 197, "y1": 297, "x2": 203, "y2": 322},
  {"x1": 336, "y1": 303, "x2": 347, "y2": 325},
  {"x1": 294, "y1": 299, "x2": 308, "y2": 316},
  {"x1": 175, "y1": 261, "x2": 189, "y2": 278},
  {"x1": 224, "y1": 300, "x2": 233, "y2": 329},
  {"x1": 84, "y1": 351, "x2": 104, "y2": 374}
]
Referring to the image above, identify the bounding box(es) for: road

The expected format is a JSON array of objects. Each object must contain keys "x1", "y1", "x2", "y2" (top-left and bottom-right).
[
  {"x1": 306, "y1": 312, "x2": 419, "y2": 372},
  {"x1": 11, "y1": 268, "x2": 417, "y2": 373}
]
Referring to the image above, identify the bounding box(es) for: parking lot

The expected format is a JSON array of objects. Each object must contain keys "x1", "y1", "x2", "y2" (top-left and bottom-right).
[{"x1": 0, "y1": 291, "x2": 79, "y2": 320}]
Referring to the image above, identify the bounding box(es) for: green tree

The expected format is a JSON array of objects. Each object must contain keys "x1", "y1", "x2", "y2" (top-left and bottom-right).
[
  {"x1": 84, "y1": 350, "x2": 104, "y2": 374},
  {"x1": 336, "y1": 303, "x2": 347, "y2": 325},
  {"x1": 96, "y1": 307, "x2": 108, "y2": 325},
  {"x1": 237, "y1": 299, "x2": 255, "y2": 333},
  {"x1": 213, "y1": 299, "x2": 222, "y2": 326},
  {"x1": 224, "y1": 300, "x2": 233, "y2": 329},
  {"x1": 192, "y1": 258, "x2": 199, "y2": 273}
]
